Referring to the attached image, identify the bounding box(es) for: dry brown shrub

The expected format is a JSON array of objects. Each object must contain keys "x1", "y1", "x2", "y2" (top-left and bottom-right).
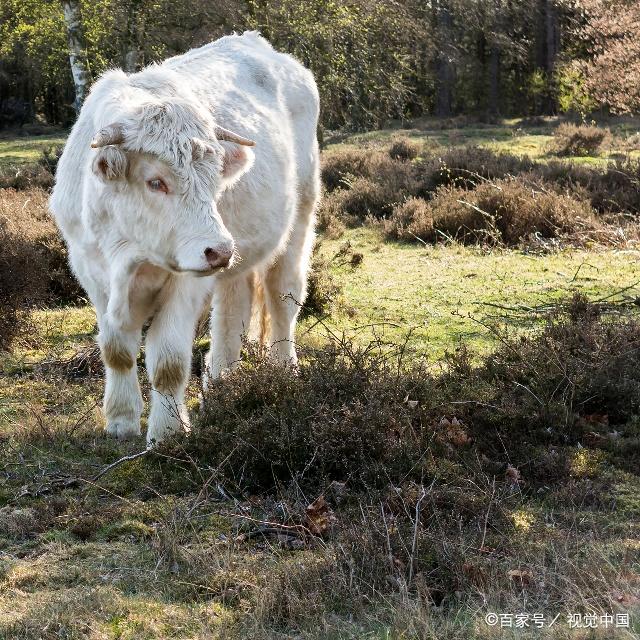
[
  {"x1": 316, "y1": 189, "x2": 347, "y2": 238},
  {"x1": 302, "y1": 243, "x2": 342, "y2": 318},
  {"x1": 388, "y1": 137, "x2": 420, "y2": 161},
  {"x1": 0, "y1": 163, "x2": 55, "y2": 190},
  {"x1": 549, "y1": 122, "x2": 612, "y2": 156},
  {"x1": 385, "y1": 178, "x2": 599, "y2": 246},
  {"x1": 415, "y1": 146, "x2": 537, "y2": 193},
  {"x1": 384, "y1": 197, "x2": 433, "y2": 241},
  {"x1": 321, "y1": 148, "x2": 419, "y2": 197},
  {"x1": 321, "y1": 149, "x2": 375, "y2": 191},
  {"x1": 0, "y1": 188, "x2": 81, "y2": 350},
  {"x1": 325, "y1": 177, "x2": 395, "y2": 221},
  {"x1": 535, "y1": 158, "x2": 640, "y2": 215}
]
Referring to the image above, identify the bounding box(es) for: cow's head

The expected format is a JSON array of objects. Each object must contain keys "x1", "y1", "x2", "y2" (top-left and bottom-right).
[{"x1": 89, "y1": 100, "x2": 255, "y2": 275}]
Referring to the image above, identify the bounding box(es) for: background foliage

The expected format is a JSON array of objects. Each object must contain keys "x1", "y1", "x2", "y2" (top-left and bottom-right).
[{"x1": 1, "y1": 0, "x2": 639, "y2": 131}]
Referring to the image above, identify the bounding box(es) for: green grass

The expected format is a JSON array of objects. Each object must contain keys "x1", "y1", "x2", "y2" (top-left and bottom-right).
[
  {"x1": 310, "y1": 226, "x2": 640, "y2": 358},
  {"x1": 327, "y1": 114, "x2": 640, "y2": 164},
  {"x1": 0, "y1": 131, "x2": 66, "y2": 167}
]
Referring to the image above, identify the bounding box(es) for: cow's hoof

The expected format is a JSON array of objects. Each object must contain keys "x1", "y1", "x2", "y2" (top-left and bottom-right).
[{"x1": 105, "y1": 418, "x2": 141, "y2": 440}]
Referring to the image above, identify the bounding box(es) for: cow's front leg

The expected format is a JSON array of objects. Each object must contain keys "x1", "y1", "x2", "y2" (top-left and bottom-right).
[
  {"x1": 145, "y1": 279, "x2": 206, "y2": 445},
  {"x1": 98, "y1": 255, "x2": 145, "y2": 439},
  {"x1": 99, "y1": 319, "x2": 143, "y2": 439}
]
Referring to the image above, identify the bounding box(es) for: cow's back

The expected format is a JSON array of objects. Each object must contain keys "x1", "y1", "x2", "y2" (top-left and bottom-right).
[{"x1": 164, "y1": 31, "x2": 319, "y2": 168}]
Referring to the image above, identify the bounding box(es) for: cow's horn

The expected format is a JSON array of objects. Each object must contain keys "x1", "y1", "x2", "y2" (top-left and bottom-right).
[
  {"x1": 91, "y1": 124, "x2": 125, "y2": 148},
  {"x1": 214, "y1": 126, "x2": 255, "y2": 147}
]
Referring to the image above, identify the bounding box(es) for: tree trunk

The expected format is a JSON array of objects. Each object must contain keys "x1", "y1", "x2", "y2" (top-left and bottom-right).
[
  {"x1": 487, "y1": 0, "x2": 503, "y2": 118},
  {"x1": 61, "y1": 0, "x2": 91, "y2": 113},
  {"x1": 544, "y1": 0, "x2": 559, "y2": 112},
  {"x1": 487, "y1": 45, "x2": 500, "y2": 117},
  {"x1": 123, "y1": 0, "x2": 143, "y2": 72},
  {"x1": 433, "y1": 1, "x2": 454, "y2": 117},
  {"x1": 545, "y1": 0, "x2": 558, "y2": 76}
]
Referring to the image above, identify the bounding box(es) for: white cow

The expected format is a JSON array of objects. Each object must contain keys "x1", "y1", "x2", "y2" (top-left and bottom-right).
[{"x1": 50, "y1": 32, "x2": 320, "y2": 445}]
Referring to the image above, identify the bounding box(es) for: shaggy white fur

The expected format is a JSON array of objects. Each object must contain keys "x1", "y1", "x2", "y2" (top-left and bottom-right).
[{"x1": 50, "y1": 32, "x2": 320, "y2": 445}]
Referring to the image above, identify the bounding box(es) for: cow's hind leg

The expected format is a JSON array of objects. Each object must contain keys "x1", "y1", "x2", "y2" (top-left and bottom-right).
[
  {"x1": 203, "y1": 272, "x2": 254, "y2": 385},
  {"x1": 263, "y1": 183, "x2": 317, "y2": 365},
  {"x1": 145, "y1": 278, "x2": 207, "y2": 445}
]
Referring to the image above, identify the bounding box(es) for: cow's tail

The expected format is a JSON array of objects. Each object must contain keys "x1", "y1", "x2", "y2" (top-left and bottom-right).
[{"x1": 248, "y1": 271, "x2": 270, "y2": 346}]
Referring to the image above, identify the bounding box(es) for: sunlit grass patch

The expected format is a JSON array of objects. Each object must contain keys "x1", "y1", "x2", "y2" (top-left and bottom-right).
[
  {"x1": 511, "y1": 508, "x2": 535, "y2": 534},
  {"x1": 0, "y1": 133, "x2": 66, "y2": 167},
  {"x1": 571, "y1": 448, "x2": 606, "y2": 478},
  {"x1": 304, "y1": 227, "x2": 640, "y2": 357}
]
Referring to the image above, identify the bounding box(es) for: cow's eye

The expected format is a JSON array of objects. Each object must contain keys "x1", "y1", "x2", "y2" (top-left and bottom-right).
[{"x1": 147, "y1": 178, "x2": 168, "y2": 193}]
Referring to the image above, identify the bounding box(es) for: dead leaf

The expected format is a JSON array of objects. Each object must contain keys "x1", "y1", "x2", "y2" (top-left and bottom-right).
[
  {"x1": 441, "y1": 417, "x2": 471, "y2": 446},
  {"x1": 583, "y1": 431, "x2": 608, "y2": 448},
  {"x1": 505, "y1": 464, "x2": 522, "y2": 486},
  {"x1": 305, "y1": 495, "x2": 336, "y2": 536},
  {"x1": 507, "y1": 569, "x2": 533, "y2": 585}
]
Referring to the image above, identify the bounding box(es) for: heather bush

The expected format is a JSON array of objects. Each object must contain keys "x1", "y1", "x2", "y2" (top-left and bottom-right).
[
  {"x1": 158, "y1": 296, "x2": 640, "y2": 493},
  {"x1": 549, "y1": 122, "x2": 612, "y2": 156},
  {"x1": 319, "y1": 143, "x2": 639, "y2": 244},
  {"x1": 167, "y1": 339, "x2": 433, "y2": 491},
  {"x1": 316, "y1": 190, "x2": 347, "y2": 238},
  {"x1": 0, "y1": 163, "x2": 55, "y2": 190},
  {"x1": 321, "y1": 149, "x2": 377, "y2": 191},
  {"x1": 301, "y1": 244, "x2": 342, "y2": 318},
  {"x1": 0, "y1": 188, "x2": 81, "y2": 350},
  {"x1": 388, "y1": 137, "x2": 420, "y2": 161},
  {"x1": 321, "y1": 148, "x2": 419, "y2": 197},
  {"x1": 415, "y1": 146, "x2": 537, "y2": 192},
  {"x1": 384, "y1": 197, "x2": 433, "y2": 241},
  {"x1": 536, "y1": 158, "x2": 640, "y2": 215},
  {"x1": 385, "y1": 178, "x2": 598, "y2": 245},
  {"x1": 325, "y1": 177, "x2": 397, "y2": 221}
]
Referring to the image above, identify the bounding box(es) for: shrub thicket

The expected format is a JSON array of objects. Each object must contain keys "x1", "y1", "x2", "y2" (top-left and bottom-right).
[
  {"x1": 386, "y1": 178, "x2": 598, "y2": 245},
  {"x1": 388, "y1": 137, "x2": 420, "y2": 161},
  {"x1": 321, "y1": 142, "x2": 640, "y2": 244},
  {"x1": 537, "y1": 158, "x2": 640, "y2": 215},
  {"x1": 0, "y1": 163, "x2": 55, "y2": 191},
  {"x1": 416, "y1": 146, "x2": 537, "y2": 192},
  {"x1": 550, "y1": 122, "x2": 612, "y2": 156},
  {"x1": 0, "y1": 188, "x2": 81, "y2": 350},
  {"x1": 158, "y1": 296, "x2": 640, "y2": 493}
]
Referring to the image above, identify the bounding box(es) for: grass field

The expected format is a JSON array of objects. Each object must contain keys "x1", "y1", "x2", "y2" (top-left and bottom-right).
[
  {"x1": 326, "y1": 115, "x2": 640, "y2": 164},
  {"x1": 317, "y1": 227, "x2": 640, "y2": 356},
  {"x1": 0, "y1": 129, "x2": 67, "y2": 166},
  {"x1": 1, "y1": 118, "x2": 640, "y2": 639}
]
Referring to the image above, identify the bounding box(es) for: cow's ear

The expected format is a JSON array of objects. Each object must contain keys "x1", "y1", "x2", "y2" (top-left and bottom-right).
[
  {"x1": 220, "y1": 141, "x2": 254, "y2": 188},
  {"x1": 91, "y1": 146, "x2": 128, "y2": 181}
]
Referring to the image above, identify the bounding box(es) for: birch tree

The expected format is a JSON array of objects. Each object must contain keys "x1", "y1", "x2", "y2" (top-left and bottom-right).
[{"x1": 61, "y1": 0, "x2": 90, "y2": 113}]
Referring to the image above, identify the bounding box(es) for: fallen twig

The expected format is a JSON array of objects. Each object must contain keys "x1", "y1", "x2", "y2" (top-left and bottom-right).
[{"x1": 92, "y1": 448, "x2": 151, "y2": 481}]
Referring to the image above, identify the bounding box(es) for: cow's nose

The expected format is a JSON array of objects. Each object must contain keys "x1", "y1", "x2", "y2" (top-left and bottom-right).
[{"x1": 204, "y1": 247, "x2": 232, "y2": 269}]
